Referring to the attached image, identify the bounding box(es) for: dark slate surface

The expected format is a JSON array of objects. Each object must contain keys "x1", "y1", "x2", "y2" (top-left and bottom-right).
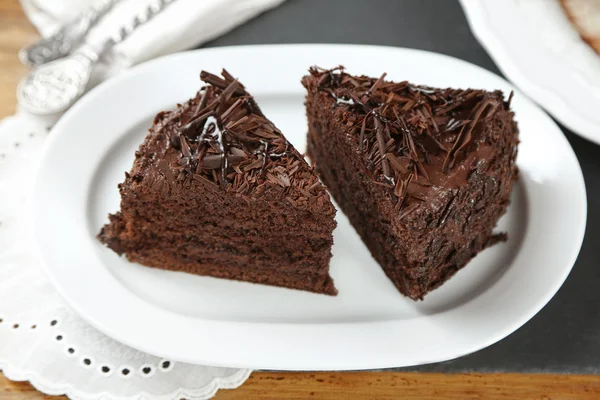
[{"x1": 202, "y1": 0, "x2": 600, "y2": 373}]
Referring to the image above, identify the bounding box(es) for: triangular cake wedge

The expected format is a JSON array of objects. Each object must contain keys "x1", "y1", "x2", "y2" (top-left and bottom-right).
[
  {"x1": 302, "y1": 67, "x2": 518, "y2": 300},
  {"x1": 99, "y1": 70, "x2": 337, "y2": 295}
]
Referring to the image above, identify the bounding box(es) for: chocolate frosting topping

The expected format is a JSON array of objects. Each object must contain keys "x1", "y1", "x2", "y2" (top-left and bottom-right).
[
  {"x1": 304, "y1": 66, "x2": 514, "y2": 207},
  {"x1": 139, "y1": 69, "x2": 329, "y2": 210}
]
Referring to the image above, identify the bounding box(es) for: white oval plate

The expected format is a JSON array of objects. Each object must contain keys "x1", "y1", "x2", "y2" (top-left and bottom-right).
[
  {"x1": 460, "y1": 0, "x2": 600, "y2": 144},
  {"x1": 33, "y1": 44, "x2": 586, "y2": 370}
]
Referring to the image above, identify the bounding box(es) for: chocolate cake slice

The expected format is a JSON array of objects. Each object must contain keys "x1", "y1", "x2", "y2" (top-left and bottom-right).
[
  {"x1": 99, "y1": 70, "x2": 337, "y2": 295},
  {"x1": 303, "y1": 67, "x2": 518, "y2": 300}
]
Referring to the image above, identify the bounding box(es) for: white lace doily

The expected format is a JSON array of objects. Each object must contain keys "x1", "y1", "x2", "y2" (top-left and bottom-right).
[{"x1": 0, "y1": 112, "x2": 252, "y2": 400}]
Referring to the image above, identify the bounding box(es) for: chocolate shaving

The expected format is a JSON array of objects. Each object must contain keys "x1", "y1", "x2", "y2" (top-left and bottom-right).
[
  {"x1": 217, "y1": 79, "x2": 241, "y2": 114},
  {"x1": 307, "y1": 66, "x2": 510, "y2": 207},
  {"x1": 374, "y1": 116, "x2": 392, "y2": 181},
  {"x1": 366, "y1": 73, "x2": 387, "y2": 97},
  {"x1": 386, "y1": 153, "x2": 410, "y2": 175},
  {"x1": 422, "y1": 103, "x2": 439, "y2": 133},
  {"x1": 179, "y1": 110, "x2": 215, "y2": 137},
  {"x1": 359, "y1": 114, "x2": 369, "y2": 151},
  {"x1": 507, "y1": 91, "x2": 514, "y2": 107},
  {"x1": 220, "y1": 98, "x2": 245, "y2": 123},
  {"x1": 201, "y1": 153, "x2": 246, "y2": 169},
  {"x1": 398, "y1": 117, "x2": 425, "y2": 179},
  {"x1": 243, "y1": 158, "x2": 264, "y2": 171},
  {"x1": 394, "y1": 174, "x2": 413, "y2": 206},
  {"x1": 179, "y1": 135, "x2": 192, "y2": 158},
  {"x1": 221, "y1": 69, "x2": 236, "y2": 82},
  {"x1": 443, "y1": 99, "x2": 493, "y2": 171},
  {"x1": 190, "y1": 89, "x2": 209, "y2": 122},
  {"x1": 444, "y1": 118, "x2": 470, "y2": 132},
  {"x1": 199, "y1": 71, "x2": 245, "y2": 96}
]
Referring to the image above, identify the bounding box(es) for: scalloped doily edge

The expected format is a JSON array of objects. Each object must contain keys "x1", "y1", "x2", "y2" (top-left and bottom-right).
[{"x1": 0, "y1": 361, "x2": 252, "y2": 400}]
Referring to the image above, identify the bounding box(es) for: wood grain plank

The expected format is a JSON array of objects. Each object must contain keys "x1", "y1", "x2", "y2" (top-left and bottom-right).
[
  {"x1": 215, "y1": 372, "x2": 600, "y2": 400},
  {"x1": 0, "y1": 2, "x2": 38, "y2": 118},
  {"x1": 2, "y1": 372, "x2": 600, "y2": 399},
  {"x1": 1, "y1": 374, "x2": 62, "y2": 400}
]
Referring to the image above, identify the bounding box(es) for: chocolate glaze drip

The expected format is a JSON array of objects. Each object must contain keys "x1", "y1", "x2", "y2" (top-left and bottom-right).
[{"x1": 306, "y1": 66, "x2": 513, "y2": 206}]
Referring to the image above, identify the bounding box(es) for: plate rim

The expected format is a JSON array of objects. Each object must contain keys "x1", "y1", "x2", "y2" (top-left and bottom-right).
[
  {"x1": 459, "y1": 0, "x2": 600, "y2": 144},
  {"x1": 33, "y1": 44, "x2": 587, "y2": 370}
]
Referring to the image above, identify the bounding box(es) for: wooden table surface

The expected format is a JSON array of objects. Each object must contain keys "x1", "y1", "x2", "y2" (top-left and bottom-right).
[{"x1": 1, "y1": 1, "x2": 600, "y2": 399}]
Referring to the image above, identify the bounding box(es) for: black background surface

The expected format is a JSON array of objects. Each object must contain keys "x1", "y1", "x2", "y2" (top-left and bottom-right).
[{"x1": 202, "y1": 0, "x2": 600, "y2": 373}]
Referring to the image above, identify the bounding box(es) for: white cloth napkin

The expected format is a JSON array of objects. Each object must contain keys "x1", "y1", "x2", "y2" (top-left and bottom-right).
[
  {"x1": 16, "y1": 0, "x2": 285, "y2": 123},
  {"x1": 21, "y1": 0, "x2": 285, "y2": 77}
]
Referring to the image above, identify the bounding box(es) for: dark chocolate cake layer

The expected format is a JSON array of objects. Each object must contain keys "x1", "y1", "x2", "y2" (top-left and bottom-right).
[
  {"x1": 302, "y1": 67, "x2": 518, "y2": 300},
  {"x1": 99, "y1": 70, "x2": 337, "y2": 295}
]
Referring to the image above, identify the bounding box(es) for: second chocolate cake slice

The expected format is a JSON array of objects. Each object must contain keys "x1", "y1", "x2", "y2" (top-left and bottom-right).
[
  {"x1": 99, "y1": 70, "x2": 337, "y2": 295},
  {"x1": 303, "y1": 67, "x2": 518, "y2": 300}
]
